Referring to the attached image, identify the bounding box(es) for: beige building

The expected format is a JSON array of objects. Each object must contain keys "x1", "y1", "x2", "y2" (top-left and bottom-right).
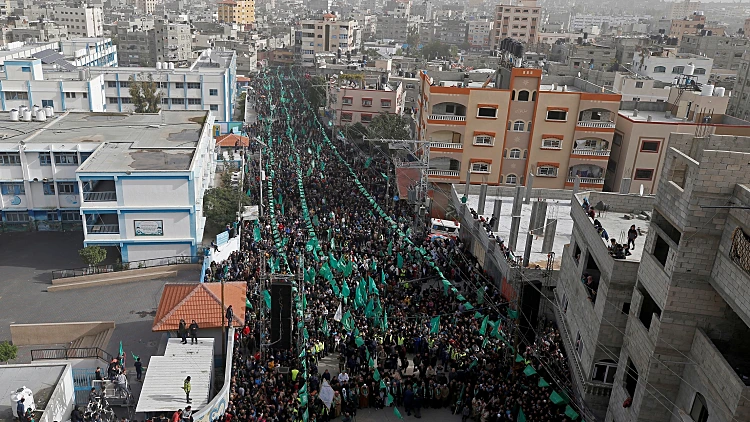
[
  {"x1": 299, "y1": 14, "x2": 358, "y2": 67},
  {"x1": 492, "y1": 0, "x2": 541, "y2": 48},
  {"x1": 332, "y1": 79, "x2": 404, "y2": 126},
  {"x1": 135, "y1": 0, "x2": 156, "y2": 14},
  {"x1": 217, "y1": 0, "x2": 256, "y2": 26},
  {"x1": 417, "y1": 67, "x2": 621, "y2": 191}
]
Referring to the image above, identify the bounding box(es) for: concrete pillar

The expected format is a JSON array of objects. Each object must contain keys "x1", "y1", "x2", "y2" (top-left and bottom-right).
[
  {"x1": 528, "y1": 202, "x2": 539, "y2": 239},
  {"x1": 491, "y1": 199, "x2": 502, "y2": 232},
  {"x1": 477, "y1": 183, "x2": 488, "y2": 215},
  {"x1": 542, "y1": 218, "x2": 557, "y2": 253},
  {"x1": 509, "y1": 215, "x2": 521, "y2": 251},
  {"x1": 619, "y1": 177, "x2": 632, "y2": 194},
  {"x1": 532, "y1": 201, "x2": 548, "y2": 236},
  {"x1": 524, "y1": 172, "x2": 535, "y2": 204},
  {"x1": 573, "y1": 175, "x2": 581, "y2": 195},
  {"x1": 512, "y1": 185, "x2": 523, "y2": 215},
  {"x1": 522, "y1": 230, "x2": 534, "y2": 267},
  {"x1": 462, "y1": 169, "x2": 472, "y2": 208}
]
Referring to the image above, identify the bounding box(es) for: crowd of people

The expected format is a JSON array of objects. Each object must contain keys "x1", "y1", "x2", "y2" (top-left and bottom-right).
[{"x1": 204, "y1": 68, "x2": 579, "y2": 422}]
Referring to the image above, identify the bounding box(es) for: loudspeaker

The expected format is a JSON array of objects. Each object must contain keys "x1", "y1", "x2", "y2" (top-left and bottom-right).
[{"x1": 270, "y1": 282, "x2": 293, "y2": 349}]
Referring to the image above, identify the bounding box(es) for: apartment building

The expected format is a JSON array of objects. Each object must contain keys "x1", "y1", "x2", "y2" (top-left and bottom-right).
[
  {"x1": 10, "y1": 22, "x2": 68, "y2": 43},
  {"x1": 135, "y1": 0, "x2": 156, "y2": 14},
  {"x1": 728, "y1": 52, "x2": 750, "y2": 120},
  {"x1": 217, "y1": 0, "x2": 256, "y2": 26},
  {"x1": 669, "y1": 12, "x2": 705, "y2": 42},
  {"x1": 668, "y1": 0, "x2": 701, "y2": 20},
  {"x1": 434, "y1": 19, "x2": 468, "y2": 47},
  {"x1": 153, "y1": 19, "x2": 192, "y2": 63},
  {"x1": 492, "y1": 0, "x2": 541, "y2": 48},
  {"x1": 467, "y1": 20, "x2": 494, "y2": 52},
  {"x1": 679, "y1": 34, "x2": 749, "y2": 71},
  {"x1": 59, "y1": 38, "x2": 117, "y2": 67},
  {"x1": 417, "y1": 68, "x2": 622, "y2": 190},
  {"x1": 52, "y1": 4, "x2": 104, "y2": 38},
  {"x1": 612, "y1": 73, "x2": 669, "y2": 102},
  {"x1": 375, "y1": 15, "x2": 410, "y2": 43},
  {"x1": 331, "y1": 80, "x2": 404, "y2": 126},
  {"x1": 631, "y1": 49, "x2": 712, "y2": 84},
  {"x1": 298, "y1": 14, "x2": 358, "y2": 67}
]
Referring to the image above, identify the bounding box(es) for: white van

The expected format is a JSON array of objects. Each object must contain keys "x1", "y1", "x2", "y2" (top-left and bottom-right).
[{"x1": 430, "y1": 218, "x2": 460, "y2": 238}]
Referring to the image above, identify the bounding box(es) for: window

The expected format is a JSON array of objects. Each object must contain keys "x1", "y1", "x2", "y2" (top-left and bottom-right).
[
  {"x1": 121, "y1": 97, "x2": 132, "y2": 104},
  {"x1": 107, "y1": 81, "x2": 117, "y2": 88},
  {"x1": 0, "y1": 152, "x2": 21, "y2": 165},
  {"x1": 546, "y1": 110, "x2": 567, "y2": 121},
  {"x1": 653, "y1": 66, "x2": 666, "y2": 73},
  {"x1": 672, "y1": 66, "x2": 684, "y2": 74},
  {"x1": 445, "y1": 104, "x2": 456, "y2": 114},
  {"x1": 575, "y1": 332, "x2": 584, "y2": 357},
  {"x1": 188, "y1": 98, "x2": 201, "y2": 105},
  {"x1": 5, "y1": 211, "x2": 29, "y2": 222},
  {"x1": 361, "y1": 114, "x2": 373, "y2": 123},
  {"x1": 80, "y1": 152, "x2": 91, "y2": 163},
  {"x1": 172, "y1": 98, "x2": 185, "y2": 105},
  {"x1": 592, "y1": 360, "x2": 617, "y2": 384},
  {"x1": 342, "y1": 97, "x2": 353, "y2": 106},
  {"x1": 61, "y1": 210, "x2": 81, "y2": 221},
  {"x1": 381, "y1": 99, "x2": 392, "y2": 108},
  {"x1": 471, "y1": 162, "x2": 490, "y2": 173},
  {"x1": 622, "y1": 302, "x2": 631, "y2": 315},
  {"x1": 55, "y1": 153, "x2": 79, "y2": 165},
  {"x1": 341, "y1": 112, "x2": 353, "y2": 122},
  {"x1": 42, "y1": 99, "x2": 54, "y2": 108},
  {"x1": 47, "y1": 211, "x2": 59, "y2": 221},
  {"x1": 477, "y1": 107, "x2": 497, "y2": 118},
  {"x1": 43, "y1": 182, "x2": 55, "y2": 195},
  {"x1": 187, "y1": 82, "x2": 201, "y2": 89},
  {"x1": 537, "y1": 165, "x2": 558, "y2": 177},
  {"x1": 474, "y1": 135, "x2": 493, "y2": 145},
  {"x1": 512, "y1": 120, "x2": 525, "y2": 131},
  {"x1": 108, "y1": 97, "x2": 119, "y2": 104},
  {"x1": 509, "y1": 148, "x2": 521, "y2": 159},
  {"x1": 209, "y1": 89, "x2": 218, "y2": 96},
  {"x1": 39, "y1": 152, "x2": 51, "y2": 166},
  {"x1": 65, "y1": 92, "x2": 76, "y2": 99},
  {"x1": 694, "y1": 68, "x2": 706, "y2": 75},
  {"x1": 362, "y1": 98, "x2": 373, "y2": 107},
  {"x1": 6, "y1": 91, "x2": 29, "y2": 100},
  {"x1": 640, "y1": 140, "x2": 660, "y2": 152},
  {"x1": 119, "y1": 81, "x2": 130, "y2": 88},
  {"x1": 690, "y1": 393, "x2": 709, "y2": 422},
  {"x1": 542, "y1": 138, "x2": 562, "y2": 149},
  {"x1": 635, "y1": 81, "x2": 644, "y2": 88},
  {"x1": 0, "y1": 182, "x2": 25, "y2": 195},
  {"x1": 57, "y1": 182, "x2": 78, "y2": 194},
  {"x1": 506, "y1": 174, "x2": 517, "y2": 184},
  {"x1": 210, "y1": 104, "x2": 219, "y2": 111},
  {"x1": 175, "y1": 82, "x2": 184, "y2": 89},
  {"x1": 517, "y1": 90, "x2": 530, "y2": 101},
  {"x1": 634, "y1": 169, "x2": 654, "y2": 180},
  {"x1": 624, "y1": 358, "x2": 639, "y2": 397}
]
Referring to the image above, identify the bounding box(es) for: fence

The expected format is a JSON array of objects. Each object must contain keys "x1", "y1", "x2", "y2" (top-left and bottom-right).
[
  {"x1": 0, "y1": 220, "x2": 83, "y2": 233},
  {"x1": 31, "y1": 347, "x2": 114, "y2": 362},
  {"x1": 51, "y1": 255, "x2": 202, "y2": 280},
  {"x1": 72, "y1": 368, "x2": 98, "y2": 406}
]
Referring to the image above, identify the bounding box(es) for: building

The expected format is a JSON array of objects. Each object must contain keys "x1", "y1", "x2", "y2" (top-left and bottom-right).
[
  {"x1": 0, "y1": 364, "x2": 75, "y2": 422},
  {"x1": 631, "y1": 49, "x2": 712, "y2": 84},
  {"x1": 729, "y1": 52, "x2": 750, "y2": 120},
  {"x1": 669, "y1": 12, "x2": 705, "y2": 43},
  {"x1": 745, "y1": 18, "x2": 750, "y2": 38},
  {"x1": 668, "y1": 0, "x2": 701, "y2": 20},
  {"x1": 570, "y1": 132, "x2": 750, "y2": 422},
  {"x1": 434, "y1": 19, "x2": 468, "y2": 47},
  {"x1": 217, "y1": 0, "x2": 256, "y2": 26},
  {"x1": 417, "y1": 68, "x2": 622, "y2": 190},
  {"x1": 59, "y1": 38, "x2": 117, "y2": 67},
  {"x1": 135, "y1": 0, "x2": 156, "y2": 14},
  {"x1": 52, "y1": 4, "x2": 104, "y2": 38},
  {"x1": 0, "y1": 110, "x2": 216, "y2": 260},
  {"x1": 298, "y1": 14, "x2": 358, "y2": 67},
  {"x1": 612, "y1": 72, "x2": 669, "y2": 102},
  {"x1": 467, "y1": 20, "x2": 493, "y2": 51},
  {"x1": 10, "y1": 21, "x2": 69, "y2": 43},
  {"x1": 492, "y1": 0, "x2": 541, "y2": 48},
  {"x1": 679, "y1": 35, "x2": 749, "y2": 71},
  {"x1": 331, "y1": 79, "x2": 404, "y2": 126},
  {"x1": 569, "y1": 15, "x2": 651, "y2": 32},
  {"x1": 375, "y1": 15, "x2": 410, "y2": 42},
  {"x1": 152, "y1": 19, "x2": 192, "y2": 64}
]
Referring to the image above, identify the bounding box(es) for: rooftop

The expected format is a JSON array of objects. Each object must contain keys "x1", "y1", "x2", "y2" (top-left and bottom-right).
[
  {"x1": 0, "y1": 364, "x2": 66, "y2": 421},
  {"x1": 152, "y1": 282, "x2": 246, "y2": 331},
  {"x1": 617, "y1": 109, "x2": 750, "y2": 126}
]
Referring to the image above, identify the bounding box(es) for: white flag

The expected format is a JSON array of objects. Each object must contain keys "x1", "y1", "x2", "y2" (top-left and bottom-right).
[
  {"x1": 333, "y1": 302, "x2": 343, "y2": 322},
  {"x1": 319, "y1": 380, "x2": 335, "y2": 409}
]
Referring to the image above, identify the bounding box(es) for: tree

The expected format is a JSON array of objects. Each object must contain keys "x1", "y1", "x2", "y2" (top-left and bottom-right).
[
  {"x1": 235, "y1": 92, "x2": 247, "y2": 120},
  {"x1": 406, "y1": 28, "x2": 420, "y2": 56},
  {"x1": 421, "y1": 41, "x2": 452, "y2": 60},
  {"x1": 346, "y1": 122, "x2": 369, "y2": 140},
  {"x1": 79, "y1": 246, "x2": 107, "y2": 267},
  {"x1": 203, "y1": 172, "x2": 252, "y2": 235},
  {"x1": 368, "y1": 112, "x2": 412, "y2": 140},
  {"x1": 0, "y1": 341, "x2": 17, "y2": 363},
  {"x1": 307, "y1": 76, "x2": 327, "y2": 111},
  {"x1": 129, "y1": 74, "x2": 162, "y2": 113}
]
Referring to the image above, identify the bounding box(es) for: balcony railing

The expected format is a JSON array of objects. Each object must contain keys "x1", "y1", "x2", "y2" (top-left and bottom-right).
[
  {"x1": 430, "y1": 142, "x2": 463, "y2": 150},
  {"x1": 567, "y1": 176, "x2": 605, "y2": 184},
  {"x1": 576, "y1": 121, "x2": 615, "y2": 129},
  {"x1": 427, "y1": 169, "x2": 460, "y2": 177},
  {"x1": 87, "y1": 224, "x2": 119, "y2": 234},
  {"x1": 428, "y1": 114, "x2": 466, "y2": 122},
  {"x1": 571, "y1": 149, "x2": 611, "y2": 156},
  {"x1": 83, "y1": 191, "x2": 117, "y2": 202}
]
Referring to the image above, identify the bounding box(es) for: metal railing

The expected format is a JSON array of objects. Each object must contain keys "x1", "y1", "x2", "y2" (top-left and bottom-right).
[
  {"x1": 571, "y1": 149, "x2": 611, "y2": 156},
  {"x1": 52, "y1": 255, "x2": 201, "y2": 280},
  {"x1": 576, "y1": 120, "x2": 615, "y2": 128},
  {"x1": 567, "y1": 176, "x2": 605, "y2": 184},
  {"x1": 86, "y1": 224, "x2": 120, "y2": 234},
  {"x1": 83, "y1": 191, "x2": 117, "y2": 202},
  {"x1": 428, "y1": 114, "x2": 466, "y2": 122},
  {"x1": 426, "y1": 169, "x2": 460, "y2": 177},
  {"x1": 429, "y1": 142, "x2": 463, "y2": 149},
  {"x1": 31, "y1": 347, "x2": 114, "y2": 362}
]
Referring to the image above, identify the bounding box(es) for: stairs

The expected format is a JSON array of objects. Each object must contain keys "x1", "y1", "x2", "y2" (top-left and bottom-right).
[
  {"x1": 69, "y1": 327, "x2": 114, "y2": 354},
  {"x1": 48, "y1": 269, "x2": 177, "y2": 291}
]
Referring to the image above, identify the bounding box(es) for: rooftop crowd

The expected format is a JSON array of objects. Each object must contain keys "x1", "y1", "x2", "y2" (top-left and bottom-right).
[{"x1": 208, "y1": 68, "x2": 580, "y2": 422}]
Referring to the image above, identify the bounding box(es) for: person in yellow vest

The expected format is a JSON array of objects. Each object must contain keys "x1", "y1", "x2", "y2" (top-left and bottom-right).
[
  {"x1": 182, "y1": 376, "x2": 191, "y2": 403},
  {"x1": 291, "y1": 368, "x2": 300, "y2": 381}
]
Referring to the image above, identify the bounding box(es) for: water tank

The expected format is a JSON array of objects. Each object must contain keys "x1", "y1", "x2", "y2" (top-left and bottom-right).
[
  {"x1": 10, "y1": 387, "x2": 36, "y2": 418},
  {"x1": 162, "y1": 62, "x2": 168, "y2": 70},
  {"x1": 44, "y1": 106, "x2": 54, "y2": 117},
  {"x1": 35, "y1": 110, "x2": 46, "y2": 121},
  {"x1": 31, "y1": 105, "x2": 39, "y2": 115},
  {"x1": 10, "y1": 109, "x2": 18, "y2": 121},
  {"x1": 156, "y1": 62, "x2": 162, "y2": 70},
  {"x1": 78, "y1": 69, "x2": 86, "y2": 81},
  {"x1": 168, "y1": 62, "x2": 175, "y2": 70},
  {"x1": 22, "y1": 110, "x2": 32, "y2": 122},
  {"x1": 701, "y1": 84, "x2": 714, "y2": 96},
  {"x1": 684, "y1": 64, "x2": 695, "y2": 75},
  {"x1": 714, "y1": 87, "x2": 725, "y2": 97},
  {"x1": 19, "y1": 105, "x2": 27, "y2": 114}
]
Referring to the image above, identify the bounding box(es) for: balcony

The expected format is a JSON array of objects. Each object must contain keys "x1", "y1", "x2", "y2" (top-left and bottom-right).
[
  {"x1": 576, "y1": 121, "x2": 615, "y2": 129},
  {"x1": 571, "y1": 149, "x2": 610, "y2": 157},
  {"x1": 428, "y1": 114, "x2": 466, "y2": 122},
  {"x1": 430, "y1": 142, "x2": 463, "y2": 150},
  {"x1": 567, "y1": 176, "x2": 604, "y2": 185},
  {"x1": 427, "y1": 169, "x2": 460, "y2": 178},
  {"x1": 86, "y1": 224, "x2": 120, "y2": 234},
  {"x1": 83, "y1": 191, "x2": 117, "y2": 202}
]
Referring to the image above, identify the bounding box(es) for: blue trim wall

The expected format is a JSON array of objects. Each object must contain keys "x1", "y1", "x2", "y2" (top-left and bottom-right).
[
  {"x1": 183, "y1": 74, "x2": 188, "y2": 110},
  {"x1": 116, "y1": 74, "x2": 122, "y2": 112},
  {"x1": 0, "y1": 81, "x2": 5, "y2": 111},
  {"x1": 60, "y1": 81, "x2": 66, "y2": 110}
]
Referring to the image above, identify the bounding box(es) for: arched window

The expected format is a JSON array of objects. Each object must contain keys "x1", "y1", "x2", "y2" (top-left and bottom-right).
[
  {"x1": 690, "y1": 393, "x2": 708, "y2": 422},
  {"x1": 694, "y1": 67, "x2": 706, "y2": 75},
  {"x1": 511, "y1": 90, "x2": 516, "y2": 100},
  {"x1": 531, "y1": 91, "x2": 537, "y2": 101},
  {"x1": 527, "y1": 121, "x2": 532, "y2": 132},
  {"x1": 672, "y1": 66, "x2": 684, "y2": 74},
  {"x1": 513, "y1": 120, "x2": 525, "y2": 131},
  {"x1": 509, "y1": 148, "x2": 521, "y2": 159},
  {"x1": 653, "y1": 66, "x2": 666, "y2": 73},
  {"x1": 506, "y1": 174, "x2": 517, "y2": 184},
  {"x1": 517, "y1": 90, "x2": 530, "y2": 101}
]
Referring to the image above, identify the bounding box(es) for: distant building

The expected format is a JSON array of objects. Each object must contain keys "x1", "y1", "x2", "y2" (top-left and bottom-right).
[
  {"x1": 52, "y1": 4, "x2": 104, "y2": 38},
  {"x1": 434, "y1": 19, "x2": 467, "y2": 47},
  {"x1": 728, "y1": 52, "x2": 750, "y2": 119},
  {"x1": 467, "y1": 20, "x2": 493, "y2": 51},
  {"x1": 492, "y1": 0, "x2": 541, "y2": 48},
  {"x1": 331, "y1": 79, "x2": 404, "y2": 126},
  {"x1": 134, "y1": 0, "x2": 156, "y2": 14},
  {"x1": 631, "y1": 49, "x2": 712, "y2": 85},
  {"x1": 375, "y1": 15, "x2": 410, "y2": 43},
  {"x1": 667, "y1": 0, "x2": 701, "y2": 20},
  {"x1": 217, "y1": 0, "x2": 256, "y2": 26},
  {"x1": 153, "y1": 19, "x2": 192, "y2": 64},
  {"x1": 679, "y1": 34, "x2": 749, "y2": 71},
  {"x1": 298, "y1": 14, "x2": 358, "y2": 68}
]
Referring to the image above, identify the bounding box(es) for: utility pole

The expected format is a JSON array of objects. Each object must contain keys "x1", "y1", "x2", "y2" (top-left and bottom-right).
[{"x1": 259, "y1": 249, "x2": 268, "y2": 363}]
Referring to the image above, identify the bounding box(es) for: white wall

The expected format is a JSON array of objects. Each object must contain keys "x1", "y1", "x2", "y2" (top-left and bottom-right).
[
  {"x1": 125, "y1": 242, "x2": 191, "y2": 261},
  {"x1": 39, "y1": 364, "x2": 74, "y2": 422},
  {"x1": 122, "y1": 211, "x2": 191, "y2": 239},
  {"x1": 119, "y1": 178, "x2": 190, "y2": 207}
]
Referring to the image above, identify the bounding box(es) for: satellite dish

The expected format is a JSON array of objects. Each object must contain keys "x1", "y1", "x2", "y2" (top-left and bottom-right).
[{"x1": 639, "y1": 184, "x2": 644, "y2": 196}]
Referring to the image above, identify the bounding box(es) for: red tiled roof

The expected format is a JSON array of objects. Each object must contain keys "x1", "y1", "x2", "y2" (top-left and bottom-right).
[
  {"x1": 237, "y1": 76, "x2": 252, "y2": 82},
  {"x1": 215, "y1": 133, "x2": 250, "y2": 147},
  {"x1": 152, "y1": 282, "x2": 246, "y2": 331}
]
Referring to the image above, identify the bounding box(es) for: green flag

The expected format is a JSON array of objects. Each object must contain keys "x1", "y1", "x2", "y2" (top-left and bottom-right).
[
  {"x1": 369, "y1": 276, "x2": 378, "y2": 295},
  {"x1": 430, "y1": 316, "x2": 441, "y2": 334},
  {"x1": 508, "y1": 309, "x2": 519, "y2": 319},
  {"x1": 477, "y1": 287, "x2": 485, "y2": 304},
  {"x1": 565, "y1": 405, "x2": 579, "y2": 420},
  {"x1": 523, "y1": 365, "x2": 537, "y2": 377},
  {"x1": 364, "y1": 157, "x2": 372, "y2": 168},
  {"x1": 388, "y1": 240, "x2": 393, "y2": 256},
  {"x1": 119, "y1": 341, "x2": 123, "y2": 360},
  {"x1": 263, "y1": 290, "x2": 272, "y2": 309},
  {"x1": 246, "y1": 298, "x2": 253, "y2": 308},
  {"x1": 386, "y1": 393, "x2": 394, "y2": 407},
  {"x1": 373, "y1": 368, "x2": 381, "y2": 381},
  {"x1": 341, "y1": 279, "x2": 351, "y2": 297},
  {"x1": 479, "y1": 316, "x2": 489, "y2": 335},
  {"x1": 253, "y1": 226, "x2": 261, "y2": 242},
  {"x1": 516, "y1": 354, "x2": 525, "y2": 363},
  {"x1": 321, "y1": 319, "x2": 329, "y2": 336},
  {"x1": 550, "y1": 391, "x2": 565, "y2": 405},
  {"x1": 517, "y1": 408, "x2": 526, "y2": 422},
  {"x1": 303, "y1": 408, "x2": 309, "y2": 422},
  {"x1": 131, "y1": 352, "x2": 138, "y2": 361},
  {"x1": 355, "y1": 336, "x2": 365, "y2": 348},
  {"x1": 381, "y1": 269, "x2": 386, "y2": 284},
  {"x1": 394, "y1": 407, "x2": 403, "y2": 419},
  {"x1": 538, "y1": 377, "x2": 550, "y2": 388},
  {"x1": 397, "y1": 253, "x2": 404, "y2": 268}
]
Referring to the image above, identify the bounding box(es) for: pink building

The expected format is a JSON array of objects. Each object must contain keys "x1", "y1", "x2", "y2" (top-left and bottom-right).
[{"x1": 332, "y1": 81, "x2": 405, "y2": 126}]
